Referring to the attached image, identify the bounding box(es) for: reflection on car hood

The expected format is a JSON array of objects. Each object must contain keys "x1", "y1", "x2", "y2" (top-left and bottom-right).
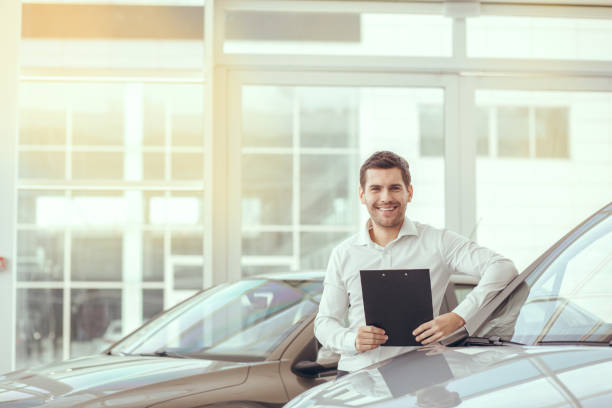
[
  {"x1": 289, "y1": 345, "x2": 612, "y2": 408},
  {"x1": 0, "y1": 354, "x2": 249, "y2": 407}
]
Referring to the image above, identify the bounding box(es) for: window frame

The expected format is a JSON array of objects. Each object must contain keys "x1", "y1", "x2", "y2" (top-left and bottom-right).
[
  {"x1": 227, "y1": 70, "x2": 461, "y2": 279},
  {"x1": 212, "y1": 1, "x2": 612, "y2": 76}
]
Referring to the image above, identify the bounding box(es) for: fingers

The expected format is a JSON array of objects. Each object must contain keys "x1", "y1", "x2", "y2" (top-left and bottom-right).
[
  {"x1": 356, "y1": 342, "x2": 384, "y2": 352},
  {"x1": 359, "y1": 337, "x2": 387, "y2": 345},
  {"x1": 359, "y1": 332, "x2": 387, "y2": 341},
  {"x1": 361, "y1": 326, "x2": 386, "y2": 335},
  {"x1": 413, "y1": 318, "x2": 446, "y2": 345},
  {"x1": 421, "y1": 331, "x2": 444, "y2": 345},
  {"x1": 415, "y1": 327, "x2": 436, "y2": 343},
  {"x1": 412, "y1": 320, "x2": 435, "y2": 336},
  {"x1": 356, "y1": 319, "x2": 451, "y2": 351},
  {"x1": 357, "y1": 332, "x2": 387, "y2": 344},
  {"x1": 413, "y1": 320, "x2": 433, "y2": 337},
  {"x1": 355, "y1": 326, "x2": 388, "y2": 353},
  {"x1": 414, "y1": 314, "x2": 459, "y2": 345},
  {"x1": 357, "y1": 343, "x2": 383, "y2": 352}
]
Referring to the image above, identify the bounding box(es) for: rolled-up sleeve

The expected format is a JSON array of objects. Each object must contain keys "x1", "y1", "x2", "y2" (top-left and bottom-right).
[
  {"x1": 314, "y1": 248, "x2": 358, "y2": 355},
  {"x1": 439, "y1": 229, "x2": 518, "y2": 324}
]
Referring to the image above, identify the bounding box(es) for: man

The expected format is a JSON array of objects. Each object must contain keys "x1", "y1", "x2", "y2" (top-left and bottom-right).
[{"x1": 314, "y1": 151, "x2": 518, "y2": 376}]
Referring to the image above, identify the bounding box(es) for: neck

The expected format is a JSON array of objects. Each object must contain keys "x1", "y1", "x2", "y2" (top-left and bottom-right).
[{"x1": 369, "y1": 218, "x2": 404, "y2": 247}]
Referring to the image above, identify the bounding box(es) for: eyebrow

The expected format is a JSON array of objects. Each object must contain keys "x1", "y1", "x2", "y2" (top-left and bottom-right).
[{"x1": 368, "y1": 184, "x2": 403, "y2": 189}]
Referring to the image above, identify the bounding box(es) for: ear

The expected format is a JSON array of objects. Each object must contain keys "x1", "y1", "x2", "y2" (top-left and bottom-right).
[
  {"x1": 407, "y1": 184, "x2": 413, "y2": 202},
  {"x1": 359, "y1": 185, "x2": 366, "y2": 204}
]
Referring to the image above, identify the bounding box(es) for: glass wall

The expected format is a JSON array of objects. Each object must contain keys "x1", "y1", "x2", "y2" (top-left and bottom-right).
[
  {"x1": 475, "y1": 90, "x2": 612, "y2": 270},
  {"x1": 16, "y1": 0, "x2": 205, "y2": 369},
  {"x1": 20, "y1": 3, "x2": 204, "y2": 71},
  {"x1": 468, "y1": 16, "x2": 612, "y2": 61},
  {"x1": 8, "y1": 0, "x2": 612, "y2": 372},
  {"x1": 240, "y1": 85, "x2": 446, "y2": 275},
  {"x1": 225, "y1": 11, "x2": 452, "y2": 56},
  {"x1": 16, "y1": 81, "x2": 205, "y2": 367}
]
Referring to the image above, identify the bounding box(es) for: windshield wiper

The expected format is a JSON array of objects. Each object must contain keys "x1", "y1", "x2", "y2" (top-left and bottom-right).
[
  {"x1": 139, "y1": 350, "x2": 189, "y2": 358},
  {"x1": 462, "y1": 336, "x2": 524, "y2": 346},
  {"x1": 537, "y1": 340, "x2": 612, "y2": 347}
]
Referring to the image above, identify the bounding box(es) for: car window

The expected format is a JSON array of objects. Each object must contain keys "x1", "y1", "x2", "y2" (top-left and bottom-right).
[
  {"x1": 112, "y1": 279, "x2": 322, "y2": 360},
  {"x1": 454, "y1": 284, "x2": 475, "y2": 304},
  {"x1": 476, "y1": 211, "x2": 611, "y2": 344}
]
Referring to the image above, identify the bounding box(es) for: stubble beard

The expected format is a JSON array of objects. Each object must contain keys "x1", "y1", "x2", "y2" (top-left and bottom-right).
[{"x1": 367, "y1": 202, "x2": 406, "y2": 229}]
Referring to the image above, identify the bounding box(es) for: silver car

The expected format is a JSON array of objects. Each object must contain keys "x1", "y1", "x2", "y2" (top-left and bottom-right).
[{"x1": 285, "y1": 202, "x2": 612, "y2": 408}]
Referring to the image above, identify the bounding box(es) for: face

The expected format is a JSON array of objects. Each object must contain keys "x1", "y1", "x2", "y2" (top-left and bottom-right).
[{"x1": 359, "y1": 167, "x2": 413, "y2": 229}]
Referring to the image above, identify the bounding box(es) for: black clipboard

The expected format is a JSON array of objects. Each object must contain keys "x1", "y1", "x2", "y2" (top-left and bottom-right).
[{"x1": 360, "y1": 269, "x2": 433, "y2": 347}]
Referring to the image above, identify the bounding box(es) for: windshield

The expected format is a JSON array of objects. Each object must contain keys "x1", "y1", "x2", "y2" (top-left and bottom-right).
[
  {"x1": 475, "y1": 208, "x2": 612, "y2": 344},
  {"x1": 111, "y1": 278, "x2": 322, "y2": 360}
]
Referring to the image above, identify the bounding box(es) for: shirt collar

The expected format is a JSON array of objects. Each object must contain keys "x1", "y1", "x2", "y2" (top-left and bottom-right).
[{"x1": 356, "y1": 216, "x2": 418, "y2": 246}]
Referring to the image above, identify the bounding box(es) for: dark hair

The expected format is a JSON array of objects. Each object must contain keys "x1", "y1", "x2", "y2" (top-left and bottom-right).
[{"x1": 359, "y1": 151, "x2": 411, "y2": 188}]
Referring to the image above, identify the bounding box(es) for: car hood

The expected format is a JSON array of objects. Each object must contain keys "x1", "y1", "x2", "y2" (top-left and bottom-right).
[
  {"x1": 288, "y1": 345, "x2": 612, "y2": 408},
  {"x1": 0, "y1": 354, "x2": 250, "y2": 407}
]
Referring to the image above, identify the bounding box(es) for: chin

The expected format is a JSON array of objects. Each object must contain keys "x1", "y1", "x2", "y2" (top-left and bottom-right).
[{"x1": 372, "y1": 217, "x2": 403, "y2": 228}]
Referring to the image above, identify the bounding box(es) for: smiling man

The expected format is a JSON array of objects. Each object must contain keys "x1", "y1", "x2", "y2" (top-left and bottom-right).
[{"x1": 314, "y1": 151, "x2": 518, "y2": 376}]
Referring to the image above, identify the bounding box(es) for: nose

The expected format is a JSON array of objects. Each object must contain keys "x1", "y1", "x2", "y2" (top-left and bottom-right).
[{"x1": 380, "y1": 188, "x2": 391, "y2": 202}]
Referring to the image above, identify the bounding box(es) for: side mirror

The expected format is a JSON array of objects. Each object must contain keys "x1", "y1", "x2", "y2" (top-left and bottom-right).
[{"x1": 292, "y1": 360, "x2": 337, "y2": 378}]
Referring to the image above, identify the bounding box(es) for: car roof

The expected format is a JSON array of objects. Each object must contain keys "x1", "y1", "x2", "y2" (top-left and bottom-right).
[{"x1": 249, "y1": 271, "x2": 325, "y2": 281}]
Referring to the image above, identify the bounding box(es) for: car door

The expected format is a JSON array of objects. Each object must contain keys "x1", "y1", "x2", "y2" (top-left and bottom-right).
[{"x1": 277, "y1": 318, "x2": 336, "y2": 399}]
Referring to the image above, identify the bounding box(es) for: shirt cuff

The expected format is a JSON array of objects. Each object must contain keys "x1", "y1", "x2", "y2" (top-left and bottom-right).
[
  {"x1": 343, "y1": 329, "x2": 359, "y2": 356},
  {"x1": 452, "y1": 300, "x2": 476, "y2": 325},
  {"x1": 456, "y1": 314, "x2": 466, "y2": 326}
]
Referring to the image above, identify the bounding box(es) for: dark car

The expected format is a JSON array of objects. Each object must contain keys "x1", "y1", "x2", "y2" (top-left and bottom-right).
[
  {"x1": 285, "y1": 202, "x2": 612, "y2": 408},
  {"x1": 0, "y1": 270, "x2": 472, "y2": 408}
]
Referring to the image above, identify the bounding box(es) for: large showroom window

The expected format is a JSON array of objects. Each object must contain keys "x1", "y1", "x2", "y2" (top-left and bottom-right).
[
  {"x1": 15, "y1": 2, "x2": 206, "y2": 369},
  {"x1": 224, "y1": 11, "x2": 452, "y2": 57},
  {"x1": 475, "y1": 89, "x2": 612, "y2": 270},
  {"x1": 16, "y1": 81, "x2": 205, "y2": 368},
  {"x1": 3, "y1": 0, "x2": 612, "y2": 372},
  {"x1": 467, "y1": 15, "x2": 612, "y2": 60},
  {"x1": 240, "y1": 85, "x2": 446, "y2": 275}
]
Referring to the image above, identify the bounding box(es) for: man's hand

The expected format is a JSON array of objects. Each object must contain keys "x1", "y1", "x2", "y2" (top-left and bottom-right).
[
  {"x1": 413, "y1": 312, "x2": 465, "y2": 345},
  {"x1": 355, "y1": 326, "x2": 388, "y2": 353}
]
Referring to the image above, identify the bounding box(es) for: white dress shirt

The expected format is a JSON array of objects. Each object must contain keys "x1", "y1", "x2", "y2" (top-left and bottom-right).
[{"x1": 314, "y1": 216, "x2": 518, "y2": 372}]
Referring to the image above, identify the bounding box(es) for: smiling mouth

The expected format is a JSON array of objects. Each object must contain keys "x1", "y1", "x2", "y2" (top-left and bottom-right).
[{"x1": 376, "y1": 205, "x2": 398, "y2": 212}]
